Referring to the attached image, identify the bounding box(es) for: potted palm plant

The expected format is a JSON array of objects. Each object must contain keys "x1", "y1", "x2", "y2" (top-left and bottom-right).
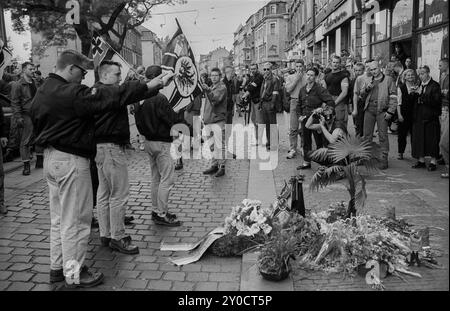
[{"x1": 309, "y1": 135, "x2": 381, "y2": 219}]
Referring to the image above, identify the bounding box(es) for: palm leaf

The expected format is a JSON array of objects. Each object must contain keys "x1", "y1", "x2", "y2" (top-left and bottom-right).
[
  {"x1": 310, "y1": 148, "x2": 331, "y2": 162},
  {"x1": 327, "y1": 135, "x2": 373, "y2": 163},
  {"x1": 309, "y1": 165, "x2": 344, "y2": 192}
]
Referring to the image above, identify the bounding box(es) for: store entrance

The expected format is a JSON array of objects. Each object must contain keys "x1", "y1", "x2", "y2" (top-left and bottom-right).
[{"x1": 391, "y1": 40, "x2": 412, "y2": 67}]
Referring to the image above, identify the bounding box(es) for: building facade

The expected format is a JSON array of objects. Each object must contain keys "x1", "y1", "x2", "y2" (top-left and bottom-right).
[
  {"x1": 283, "y1": 0, "x2": 448, "y2": 80},
  {"x1": 198, "y1": 47, "x2": 233, "y2": 73},
  {"x1": 32, "y1": 18, "x2": 143, "y2": 76},
  {"x1": 0, "y1": 5, "x2": 6, "y2": 44},
  {"x1": 138, "y1": 25, "x2": 163, "y2": 68}
]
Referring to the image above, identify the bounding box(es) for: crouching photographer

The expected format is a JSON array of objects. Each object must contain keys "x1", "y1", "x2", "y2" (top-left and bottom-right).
[{"x1": 297, "y1": 67, "x2": 335, "y2": 169}]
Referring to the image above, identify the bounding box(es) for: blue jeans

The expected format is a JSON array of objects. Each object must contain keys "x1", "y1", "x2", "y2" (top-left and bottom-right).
[
  {"x1": 95, "y1": 143, "x2": 129, "y2": 240},
  {"x1": 45, "y1": 147, "x2": 92, "y2": 278},
  {"x1": 145, "y1": 140, "x2": 175, "y2": 215}
]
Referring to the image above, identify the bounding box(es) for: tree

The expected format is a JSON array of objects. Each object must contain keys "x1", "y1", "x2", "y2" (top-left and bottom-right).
[
  {"x1": 3, "y1": 0, "x2": 186, "y2": 56},
  {"x1": 309, "y1": 135, "x2": 381, "y2": 219}
]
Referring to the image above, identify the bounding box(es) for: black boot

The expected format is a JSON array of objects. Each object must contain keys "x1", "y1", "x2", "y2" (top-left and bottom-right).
[
  {"x1": 22, "y1": 161, "x2": 31, "y2": 176},
  {"x1": 203, "y1": 165, "x2": 219, "y2": 175},
  {"x1": 35, "y1": 155, "x2": 44, "y2": 169},
  {"x1": 215, "y1": 165, "x2": 225, "y2": 177},
  {"x1": 175, "y1": 158, "x2": 183, "y2": 170}
]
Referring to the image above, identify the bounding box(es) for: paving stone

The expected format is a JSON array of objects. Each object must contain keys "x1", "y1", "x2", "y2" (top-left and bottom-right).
[
  {"x1": 134, "y1": 263, "x2": 160, "y2": 271},
  {"x1": 172, "y1": 281, "x2": 195, "y2": 291},
  {"x1": 195, "y1": 282, "x2": 218, "y2": 291},
  {"x1": 0, "y1": 271, "x2": 13, "y2": 280},
  {"x1": 9, "y1": 263, "x2": 33, "y2": 271},
  {"x1": 9, "y1": 272, "x2": 34, "y2": 282},
  {"x1": 6, "y1": 282, "x2": 34, "y2": 291},
  {"x1": 147, "y1": 280, "x2": 172, "y2": 290},
  {"x1": 123, "y1": 279, "x2": 148, "y2": 289},
  {"x1": 0, "y1": 281, "x2": 11, "y2": 290},
  {"x1": 217, "y1": 282, "x2": 240, "y2": 291},
  {"x1": 186, "y1": 272, "x2": 209, "y2": 282},
  {"x1": 163, "y1": 271, "x2": 186, "y2": 281},
  {"x1": 139, "y1": 271, "x2": 163, "y2": 280},
  {"x1": 31, "y1": 284, "x2": 54, "y2": 291},
  {"x1": 32, "y1": 273, "x2": 50, "y2": 283},
  {"x1": 117, "y1": 270, "x2": 141, "y2": 279}
]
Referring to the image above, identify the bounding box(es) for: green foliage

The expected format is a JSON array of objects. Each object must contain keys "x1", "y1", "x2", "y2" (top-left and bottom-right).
[
  {"x1": 309, "y1": 135, "x2": 381, "y2": 217},
  {"x1": 3, "y1": 0, "x2": 186, "y2": 55}
]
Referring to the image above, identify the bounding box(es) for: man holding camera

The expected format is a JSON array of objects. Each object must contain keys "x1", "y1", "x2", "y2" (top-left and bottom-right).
[
  {"x1": 285, "y1": 59, "x2": 306, "y2": 159},
  {"x1": 362, "y1": 61, "x2": 398, "y2": 170},
  {"x1": 31, "y1": 49, "x2": 167, "y2": 288},
  {"x1": 296, "y1": 67, "x2": 335, "y2": 170}
]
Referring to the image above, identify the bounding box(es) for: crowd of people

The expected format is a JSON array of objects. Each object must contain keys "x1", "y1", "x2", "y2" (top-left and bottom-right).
[{"x1": 0, "y1": 47, "x2": 448, "y2": 289}]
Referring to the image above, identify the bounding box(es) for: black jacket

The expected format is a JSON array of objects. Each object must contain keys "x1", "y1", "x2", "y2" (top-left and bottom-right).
[
  {"x1": 297, "y1": 82, "x2": 335, "y2": 117},
  {"x1": 244, "y1": 72, "x2": 264, "y2": 102},
  {"x1": 93, "y1": 81, "x2": 158, "y2": 145},
  {"x1": 135, "y1": 92, "x2": 186, "y2": 143},
  {"x1": 418, "y1": 78, "x2": 442, "y2": 121},
  {"x1": 31, "y1": 73, "x2": 152, "y2": 158}
]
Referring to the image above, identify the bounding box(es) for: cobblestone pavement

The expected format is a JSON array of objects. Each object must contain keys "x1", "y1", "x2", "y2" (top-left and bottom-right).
[
  {"x1": 0, "y1": 113, "x2": 448, "y2": 291},
  {"x1": 272, "y1": 113, "x2": 449, "y2": 291},
  {"x1": 0, "y1": 150, "x2": 249, "y2": 291}
]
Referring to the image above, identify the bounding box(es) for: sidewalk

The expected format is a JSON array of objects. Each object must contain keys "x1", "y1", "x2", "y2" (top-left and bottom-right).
[{"x1": 0, "y1": 113, "x2": 448, "y2": 291}]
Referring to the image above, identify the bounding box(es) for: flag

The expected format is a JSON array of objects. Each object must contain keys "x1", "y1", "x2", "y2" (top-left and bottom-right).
[
  {"x1": 161, "y1": 18, "x2": 202, "y2": 113},
  {"x1": 90, "y1": 31, "x2": 132, "y2": 84},
  {"x1": 0, "y1": 39, "x2": 12, "y2": 79}
]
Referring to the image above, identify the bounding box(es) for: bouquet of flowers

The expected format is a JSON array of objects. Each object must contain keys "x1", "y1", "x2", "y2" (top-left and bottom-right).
[{"x1": 210, "y1": 199, "x2": 273, "y2": 257}]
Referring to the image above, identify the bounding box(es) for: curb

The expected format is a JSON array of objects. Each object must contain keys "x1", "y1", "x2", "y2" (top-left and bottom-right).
[{"x1": 242, "y1": 156, "x2": 294, "y2": 291}]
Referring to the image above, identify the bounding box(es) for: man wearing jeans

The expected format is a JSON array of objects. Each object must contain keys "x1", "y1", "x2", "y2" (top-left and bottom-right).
[
  {"x1": 324, "y1": 55, "x2": 350, "y2": 126},
  {"x1": 285, "y1": 59, "x2": 305, "y2": 159},
  {"x1": 135, "y1": 65, "x2": 184, "y2": 226},
  {"x1": 201, "y1": 67, "x2": 228, "y2": 177},
  {"x1": 10, "y1": 62, "x2": 38, "y2": 175},
  {"x1": 362, "y1": 61, "x2": 398, "y2": 169},
  {"x1": 31, "y1": 50, "x2": 166, "y2": 288},
  {"x1": 94, "y1": 60, "x2": 142, "y2": 254}
]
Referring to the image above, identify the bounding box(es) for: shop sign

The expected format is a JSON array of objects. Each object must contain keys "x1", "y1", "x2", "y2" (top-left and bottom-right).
[
  {"x1": 323, "y1": 0, "x2": 353, "y2": 35},
  {"x1": 315, "y1": 23, "x2": 325, "y2": 42}
]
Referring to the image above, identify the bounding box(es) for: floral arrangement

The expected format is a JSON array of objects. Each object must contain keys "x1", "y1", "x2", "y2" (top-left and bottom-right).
[
  {"x1": 224, "y1": 199, "x2": 273, "y2": 237},
  {"x1": 210, "y1": 199, "x2": 273, "y2": 257}
]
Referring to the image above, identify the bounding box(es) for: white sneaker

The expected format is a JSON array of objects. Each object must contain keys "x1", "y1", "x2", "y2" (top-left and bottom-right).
[{"x1": 286, "y1": 149, "x2": 296, "y2": 159}]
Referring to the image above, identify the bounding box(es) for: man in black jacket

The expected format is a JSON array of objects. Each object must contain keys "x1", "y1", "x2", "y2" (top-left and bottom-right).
[
  {"x1": 242, "y1": 63, "x2": 264, "y2": 145},
  {"x1": 260, "y1": 62, "x2": 281, "y2": 150},
  {"x1": 30, "y1": 50, "x2": 166, "y2": 288},
  {"x1": 135, "y1": 65, "x2": 184, "y2": 226},
  {"x1": 93, "y1": 60, "x2": 142, "y2": 255}
]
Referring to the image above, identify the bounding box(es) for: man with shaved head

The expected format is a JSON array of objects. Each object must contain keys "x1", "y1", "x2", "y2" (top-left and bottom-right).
[
  {"x1": 362, "y1": 60, "x2": 398, "y2": 169},
  {"x1": 259, "y1": 62, "x2": 281, "y2": 150}
]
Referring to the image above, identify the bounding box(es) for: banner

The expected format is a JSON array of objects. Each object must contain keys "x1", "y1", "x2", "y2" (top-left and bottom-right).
[
  {"x1": 0, "y1": 39, "x2": 12, "y2": 79},
  {"x1": 161, "y1": 18, "x2": 203, "y2": 112}
]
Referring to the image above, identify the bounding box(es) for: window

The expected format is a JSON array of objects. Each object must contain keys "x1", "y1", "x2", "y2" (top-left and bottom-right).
[
  {"x1": 270, "y1": 5, "x2": 276, "y2": 14},
  {"x1": 56, "y1": 47, "x2": 65, "y2": 57},
  {"x1": 370, "y1": 9, "x2": 391, "y2": 43},
  {"x1": 270, "y1": 22, "x2": 276, "y2": 35},
  {"x1": 392, "y1": 0, "x2": 413, "y2": 38},
  {"x1": 418, "y1": 0, "x2": 448, "y2": 28}
]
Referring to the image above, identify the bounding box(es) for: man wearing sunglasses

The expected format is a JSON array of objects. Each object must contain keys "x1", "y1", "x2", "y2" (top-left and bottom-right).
[
  {"x1": 30, "y1": 49, "x2": 170, "y2": 289},
  {"x1": 259, "y1": 62, "x2": 281, "y2": 151}
]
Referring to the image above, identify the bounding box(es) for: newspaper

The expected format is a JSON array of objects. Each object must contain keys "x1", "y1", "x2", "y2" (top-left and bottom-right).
[
  {"x1": 162, "y1": 227, "x2": 225, "y2": 266},
  {"x1": 160, "y1": 227, "x2": 225, "y2": 252}
]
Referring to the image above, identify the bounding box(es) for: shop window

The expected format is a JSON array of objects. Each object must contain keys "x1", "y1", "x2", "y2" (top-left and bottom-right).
[
  {"x1": 370, "y1": 9, "x2": 391, "y2": 43},
  {"x1": 371, "y1": 41, "x2": 391, "y2": 68},
  {"x1": 418, "y1": 0, "x2": 449, "y2": 28},
  {"x1": 392, "y1": 0, "x2": 413, "y2": 39},
  {"x1": 416, "y1": 26, "x2": 449, "y2": 80}
]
